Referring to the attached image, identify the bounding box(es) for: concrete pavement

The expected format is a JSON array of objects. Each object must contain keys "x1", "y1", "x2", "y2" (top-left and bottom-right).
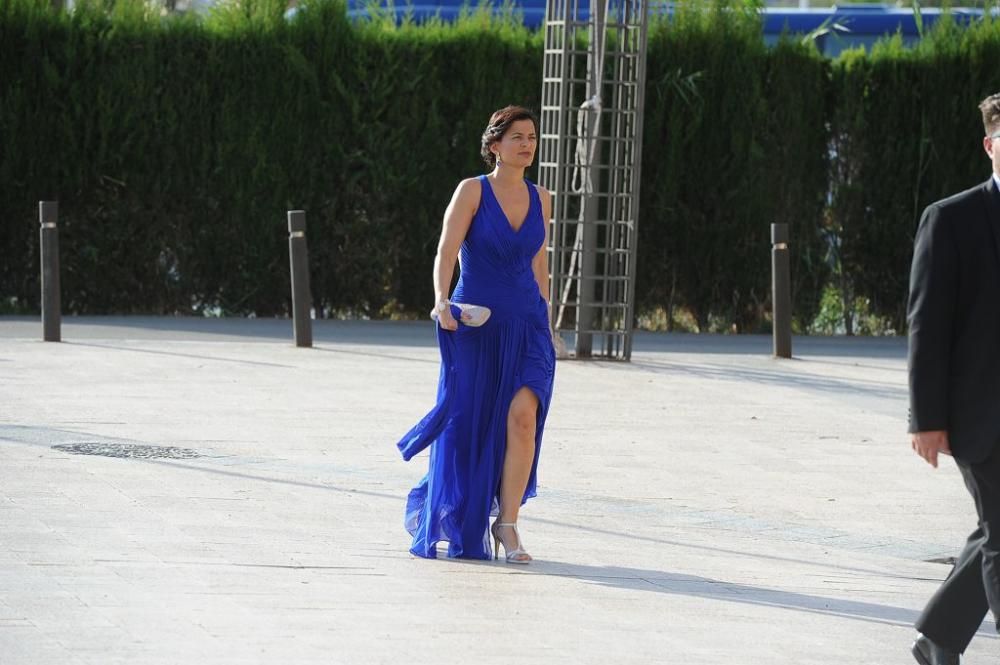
[{"x1": 0, "y1": 317, "x2": 995, "y2": 664}]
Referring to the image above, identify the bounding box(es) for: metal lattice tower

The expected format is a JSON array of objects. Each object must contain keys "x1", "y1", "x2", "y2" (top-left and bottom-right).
[{"x1": 539, "y1": 0, "x2": 649, "y2": 361}]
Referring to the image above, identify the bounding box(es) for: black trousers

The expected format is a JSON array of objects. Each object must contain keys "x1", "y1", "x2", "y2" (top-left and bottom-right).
[{"x1": 916, "y1": 444, "x2": 1000, "y2": 653}]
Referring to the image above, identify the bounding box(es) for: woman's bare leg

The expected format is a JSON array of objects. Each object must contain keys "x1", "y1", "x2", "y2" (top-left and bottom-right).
[{"x1": 497, "y1": 386, "x2": 538, "y2": 558}]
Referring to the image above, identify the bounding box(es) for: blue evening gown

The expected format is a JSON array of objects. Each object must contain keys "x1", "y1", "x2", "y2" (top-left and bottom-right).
[{"x1": 397, "y1": 175, "x2": 556, "y2": 559}]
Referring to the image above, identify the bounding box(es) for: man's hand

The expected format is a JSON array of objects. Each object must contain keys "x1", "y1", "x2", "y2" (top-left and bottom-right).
[{"x1": 911, "y1": 430, "x2": 951, "y2": 468}]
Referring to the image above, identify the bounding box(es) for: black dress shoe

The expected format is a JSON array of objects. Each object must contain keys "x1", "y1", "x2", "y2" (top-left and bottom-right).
[{"x1": 912, "y1": 633, "x2": 960, "y2": 665}]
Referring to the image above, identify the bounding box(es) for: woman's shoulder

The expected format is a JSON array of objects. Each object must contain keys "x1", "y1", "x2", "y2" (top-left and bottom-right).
[
  {"x1": 524, "y1": 178, "x2": 549, "y2": 194},
  {"x1": 451, "y1": 177, "x2": 483, "y2": 212},
  {"x1": 530, "y1": 181, "x2": 552, "y2": 205},
  {"x1": 455, "y1": 176, "x2": 484, "y2": 196}
]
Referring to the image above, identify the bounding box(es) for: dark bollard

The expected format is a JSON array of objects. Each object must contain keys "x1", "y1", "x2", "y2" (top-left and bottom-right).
[
  {"x1": 771, "y1": 223, "x2": 791, "y2": 359},
  {"x1": 39, "y1": 201, "x2": 61, "y2": 342},
  {"x1": 287, "y1": 210, "x2": 313, "y2": 348}
]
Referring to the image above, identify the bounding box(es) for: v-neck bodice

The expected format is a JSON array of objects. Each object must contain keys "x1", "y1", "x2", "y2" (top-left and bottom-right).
[
  {"x1": 450, "y1": 175, "x2": 547, "y2": 323},
  {"x1": 481, "y1": 176, "x2": 534, "y2": 234}
]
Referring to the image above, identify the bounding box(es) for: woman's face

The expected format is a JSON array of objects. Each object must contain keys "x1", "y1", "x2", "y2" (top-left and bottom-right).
[{"x1": 493, "y1": 119, "x2": 537, "y2": 169}]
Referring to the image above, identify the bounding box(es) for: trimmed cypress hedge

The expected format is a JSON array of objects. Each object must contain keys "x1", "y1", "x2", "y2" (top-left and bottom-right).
[
  {"x1": 829, "y1": 14, "x2": 1000, "y2": 333},
  {"x1": 2, "y1": 0, "x2": 999, "y2": 333},
  {"x1": 0, "y1": 0, "x2": 542, "y2": 317},
  {"x1": 640, "y1": 2, "x2": 829, "y2": 332}
]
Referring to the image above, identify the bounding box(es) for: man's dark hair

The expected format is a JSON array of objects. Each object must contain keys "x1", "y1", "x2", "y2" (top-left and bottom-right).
[
  {"x1": 480, "y1": 106, "x2": 539, "y2": 169},
  {"x1": 980, "y1": 93, "x2": 1000, "y2": 135}
]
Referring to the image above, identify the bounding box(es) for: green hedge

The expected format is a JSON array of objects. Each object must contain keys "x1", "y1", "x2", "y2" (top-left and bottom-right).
[
  {"x1": 2, "y1": 0, "x2": 999, "y2": 334},
  {"x1": 0, "y1": 0, "x2": 542, "y2": 317},
  {"x1": 829, "y1": 15, "x2": 1000, "y2": 333},
  {"x1": 640, "y1": 1, "x2": 829, "y2": 332}
]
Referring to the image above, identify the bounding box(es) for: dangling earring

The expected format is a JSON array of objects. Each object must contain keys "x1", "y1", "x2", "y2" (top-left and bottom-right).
[{"x1": 495, "y1": 151, "x2": 502, "y2": 167}]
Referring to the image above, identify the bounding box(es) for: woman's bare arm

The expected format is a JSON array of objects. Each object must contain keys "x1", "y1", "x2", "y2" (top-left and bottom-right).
[
  {"x1": 531, "y1": 186, "x2": 552, "y2": 304},
  {"x1": 433, "y1": 179, "x2": 480, "y2": 327}
]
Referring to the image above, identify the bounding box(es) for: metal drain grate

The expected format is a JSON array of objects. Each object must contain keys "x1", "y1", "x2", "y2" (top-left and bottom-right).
[{"x1": 52, "y1": 442, "x2": 202, "y2": 459}]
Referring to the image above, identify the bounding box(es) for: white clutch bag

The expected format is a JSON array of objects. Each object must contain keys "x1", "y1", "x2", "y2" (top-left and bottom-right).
[{"x1": 430, "y1": 301, "x2": 491, "y2": 327}]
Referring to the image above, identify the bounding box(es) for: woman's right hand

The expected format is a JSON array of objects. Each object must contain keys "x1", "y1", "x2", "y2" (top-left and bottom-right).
[{"x1": 432, "y1": 304, "x2": 459, "y2": 331}]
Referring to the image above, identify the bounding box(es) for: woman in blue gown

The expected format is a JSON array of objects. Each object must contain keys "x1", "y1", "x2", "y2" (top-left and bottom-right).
[{"x1": 397, "y1": 106, "x2": 556, "y2": 563}]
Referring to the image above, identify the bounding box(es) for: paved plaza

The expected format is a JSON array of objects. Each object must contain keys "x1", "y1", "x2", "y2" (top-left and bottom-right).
[{"x1": 0, "y1": 317, "x2": 996, "y2": 664}]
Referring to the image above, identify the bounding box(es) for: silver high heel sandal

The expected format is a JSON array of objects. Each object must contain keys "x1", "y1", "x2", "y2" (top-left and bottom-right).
[{"x1": 491, "y1": 521, "x2": 532, "y2": 564}]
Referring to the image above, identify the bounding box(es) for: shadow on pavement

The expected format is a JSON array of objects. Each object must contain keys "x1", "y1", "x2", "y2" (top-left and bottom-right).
[
  {"x1": 0, "y1": 316, "x2": 439, "y2": 347},
  {"x1": 67, "y1": 341, "x2": 296, "y2": 368},
  {"x1": 459, "y1": 558, "x2": 998, "y2": 639},
  {"x1": 1, "y1": 317, "x2": 908, "y2": 361},
  {"x1": 0, "y1": 425, "x2": 950, "y2": 585},
  {"x1": 623, "y1": 358, "x2": 906, "y2": 400}
]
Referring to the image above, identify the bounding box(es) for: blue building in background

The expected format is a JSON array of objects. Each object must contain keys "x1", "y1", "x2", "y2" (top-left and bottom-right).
[
  {"x1": 756, "y1": 4, "x2": 985, "y2": 56},
  {"x1": 323, "y1": 3, "x2": 987, "y2": 56}
]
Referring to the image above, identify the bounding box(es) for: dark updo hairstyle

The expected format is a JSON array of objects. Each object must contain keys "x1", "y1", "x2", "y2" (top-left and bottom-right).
[{"x1": 480, "y1": 105, "x2": 539, "y2": 169}]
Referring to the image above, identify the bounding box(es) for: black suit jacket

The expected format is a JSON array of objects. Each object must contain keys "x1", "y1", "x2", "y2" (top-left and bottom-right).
[{"x1": 907, "y1": 178, "x2": 1000, "y2": 463}]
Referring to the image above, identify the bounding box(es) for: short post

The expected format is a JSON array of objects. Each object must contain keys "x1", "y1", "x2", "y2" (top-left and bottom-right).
[
  {"x1": 287, "y1": 210, "x2": 313, "y2": 348},
  {"x1": 771, "y1": 223, "x2": 791, "y2": 359},
  {"x1": 39, "y1": 201, "x2": 61, "y2": 342}
]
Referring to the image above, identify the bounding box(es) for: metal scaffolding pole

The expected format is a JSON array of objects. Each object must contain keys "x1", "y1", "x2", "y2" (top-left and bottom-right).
[{"x1": 539, "y1": 0, "x2": 649, "y2": 361}]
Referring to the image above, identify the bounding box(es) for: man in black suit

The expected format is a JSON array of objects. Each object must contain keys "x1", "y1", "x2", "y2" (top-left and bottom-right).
[{"x1": 908, "y1": 93, "x2": 1000, "y2": 665}]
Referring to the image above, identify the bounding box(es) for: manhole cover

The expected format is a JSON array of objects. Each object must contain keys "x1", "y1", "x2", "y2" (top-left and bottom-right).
[{"x1": 52, "y1": 443, "x2": 203, "y2": 459}]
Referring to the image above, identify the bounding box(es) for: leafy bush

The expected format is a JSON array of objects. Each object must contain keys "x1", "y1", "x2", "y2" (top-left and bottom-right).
[{"x1": 3, "y1": 0, "x2": 998, "y2": 336}]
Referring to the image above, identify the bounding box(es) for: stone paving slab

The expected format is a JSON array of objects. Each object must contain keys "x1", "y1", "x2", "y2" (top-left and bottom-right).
[{"x1": 0, "y1": 317, "x2": 996, "y2": 664}]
